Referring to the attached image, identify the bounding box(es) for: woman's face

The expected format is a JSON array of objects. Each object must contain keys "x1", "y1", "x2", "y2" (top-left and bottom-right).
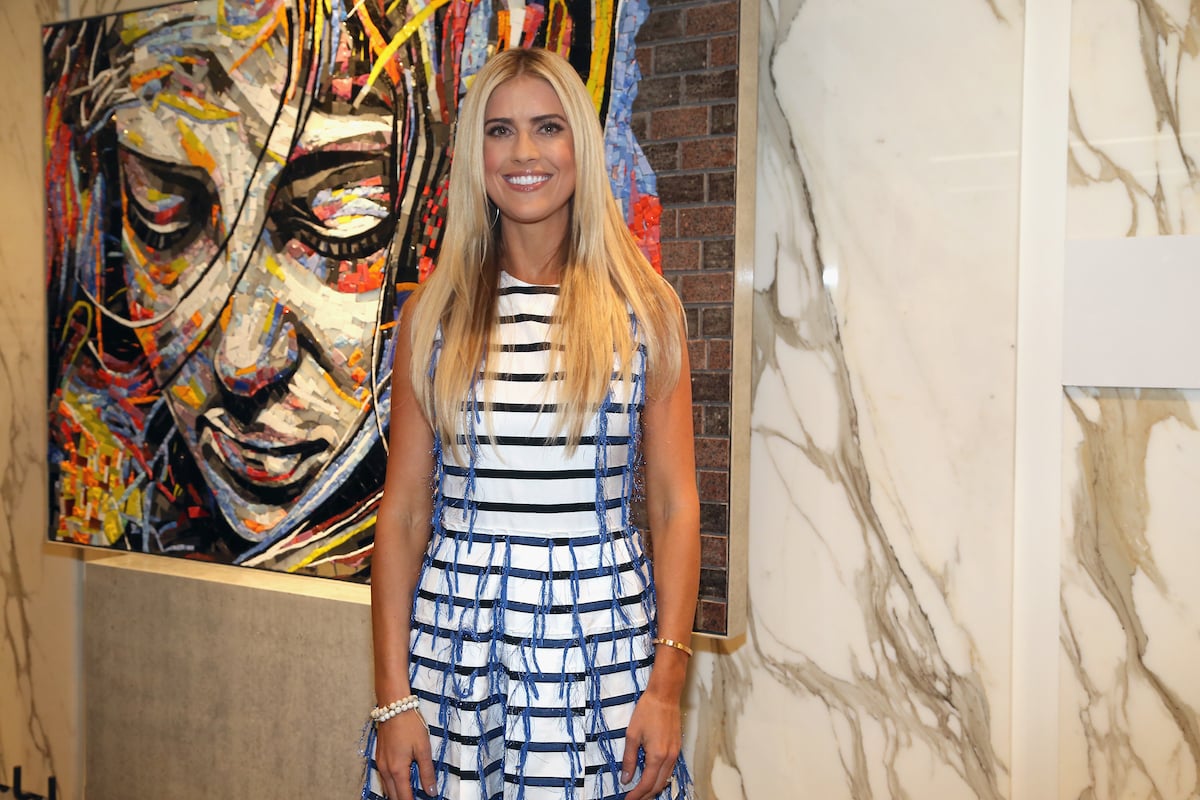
[
  {"x1": 482, "y1": 75, "x2": 577, "y2": 235},
  {"x1": 112, "y1": 3, "x2": 401, "y2": 540}
]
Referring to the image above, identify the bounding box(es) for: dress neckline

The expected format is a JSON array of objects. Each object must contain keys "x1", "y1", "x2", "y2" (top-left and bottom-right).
[{"x1": 500, "y1": 269, "x2": 560, "y2": 288}]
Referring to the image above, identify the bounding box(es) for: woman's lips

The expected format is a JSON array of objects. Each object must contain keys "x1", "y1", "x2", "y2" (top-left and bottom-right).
[{"x1": 504, "y1": 173, "x2": 550, "y2": 190}]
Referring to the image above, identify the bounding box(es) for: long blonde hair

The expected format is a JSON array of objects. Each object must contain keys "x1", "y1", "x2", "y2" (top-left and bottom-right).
[{"x1": 408, "y1": 48, "x2": 683, "y2": 454}]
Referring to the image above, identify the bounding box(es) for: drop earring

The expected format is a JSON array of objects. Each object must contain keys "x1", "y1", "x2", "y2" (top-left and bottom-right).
[{"x1": 489, "y1": 202, "x2": 499, "y2": 229}]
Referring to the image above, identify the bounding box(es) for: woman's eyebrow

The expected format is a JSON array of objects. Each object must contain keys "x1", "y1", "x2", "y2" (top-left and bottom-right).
[{"x1": 484, "y1": 113, "x2": 567, "y2": 125}]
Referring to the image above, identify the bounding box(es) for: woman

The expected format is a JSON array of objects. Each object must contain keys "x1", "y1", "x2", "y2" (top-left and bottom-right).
[{"x1": 368, "y1": 48, "x2": 699, "y2": 800}]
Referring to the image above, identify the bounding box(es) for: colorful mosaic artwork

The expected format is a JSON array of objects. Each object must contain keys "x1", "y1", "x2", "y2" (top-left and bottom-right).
[{"x1": 45, "y1": 0, "x2": 661, "y2": 578}]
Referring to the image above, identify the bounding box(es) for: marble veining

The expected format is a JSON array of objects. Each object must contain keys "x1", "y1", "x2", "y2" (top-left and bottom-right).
[
  {"x1": 1061, "y1": 388, "x2": 1200, "y2": 799},
  {"x1": 682, "y1": 0, "x2": 1021, "y2": 797},
  {"x1": 1068, "y1": 0, "x2": 1200, "y2": 238},
  {"x1": 1064, "y1": 1, "x2": 1200, "y2": 798}
]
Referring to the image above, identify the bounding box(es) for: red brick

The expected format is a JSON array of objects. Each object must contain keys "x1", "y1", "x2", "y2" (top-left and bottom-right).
[
  {"x1": 700, "y1": 534, "x2": 728, "y2": 568},
  {"x1": 704, "y1": 405, "x2": 730, "y2": 436},
  {"x1": 686, "y1": 1, "x2": 738, "y2": 35},
  {"x1": 643, "y1": 141, "x2": 680, "y2": 172},
  {"x1": 660, "y1": 240, "x2": 701, "y2": 271},
  {"x1": 682, "y1": 70, "x2": 738, "y2": 102},
  {"x1": 695, "y1": 437, "x2": 730, "y2": 469},
  {"x1": 696, "y1": 599, "x2": 727, "y2": 632},
  {"x1": 710, "y1": 34, "x2": 738, "y2": 67},
  {"x1": 711, "y1": 103, "x2": 736, "y2": 134},
  {"x1": 699, "y1": 565, "x2": 727, "y2": 595},
  {"x1": 702, "y1": 239, "x2": 734, "y2": 269},
  {"x1": 640, "y1": 7, "x2": 685, "y2": 41},
  {"x1": 708, "y1": 170, "x2": 736, "y2": 203},
  {"x1": 692, "y1": 373, "x2": 730, "y2": 403},
  {"x1": 631, "y1": 111, "x2": 649, "y2": 143},
  {"x1": 700, "y1": 502, "x2": 728, "y2": 533},
  {"x1": 687, "y1": 339, "x2": 707, "y2": 369},
  {"x1": 681, "y1": 272, "x2": 733, "y2": 304},
  {"x1": 698, "y1": 471, "x2": 729, "y2": 503},
  {"x1": 656, "y1": 40, "x2": 708, "y2": 73},
  {"x1": 636, "y1": 46, "x2": 653, "y2": 75},
  {"x1": 691, "y1": 404, "x2": 703, "y2": 432},
  {"x1": 681, "y1": 137, "x2": 735, "y2": 170},
  {"x1": 634, "y1": 75, "x2": 682, "y2": 111},
  {"x1": 680, "y1": 205, "x2": 735, "y2": 237},
  {"x1": 651, "y1": 105, "x2": 708, "y2": 140},
  {"x1": 708, "y1": 339, "x2": 732, "y2": 370},
  {"x1": 701, "y1": 306, "x2": 732, "y2": 337}
]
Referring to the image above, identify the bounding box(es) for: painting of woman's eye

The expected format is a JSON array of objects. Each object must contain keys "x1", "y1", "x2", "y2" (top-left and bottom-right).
[
  {"x1": 119, "y1": 148, "x2": 215, "y2": 257},
  {"x1": 270, "y1": 152, "x2": 397, "y2": 292}
]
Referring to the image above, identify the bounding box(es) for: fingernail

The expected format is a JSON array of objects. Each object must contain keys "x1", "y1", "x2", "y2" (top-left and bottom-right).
[{"x1": 621, "y1": 771, "x2": 631, "y2": 784}]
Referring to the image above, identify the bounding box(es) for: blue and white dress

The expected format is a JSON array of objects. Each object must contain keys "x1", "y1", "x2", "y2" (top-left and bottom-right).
[{"x1": 364, "y1": 271, "x2": 692, "y2": 800}]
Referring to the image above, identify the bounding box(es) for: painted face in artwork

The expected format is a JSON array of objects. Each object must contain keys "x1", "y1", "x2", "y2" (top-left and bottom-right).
[
  {"x1": 111, "y1": 2, "x2": 402, "y2": 541},
  {"x1": 483, "y1": 75, "x2": 578, "y2": 236}
]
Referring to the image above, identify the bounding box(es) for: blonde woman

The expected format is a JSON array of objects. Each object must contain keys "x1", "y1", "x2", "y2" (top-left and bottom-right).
[{"x1": 367, "y1": 47, "x2": 698, "y2": 800}]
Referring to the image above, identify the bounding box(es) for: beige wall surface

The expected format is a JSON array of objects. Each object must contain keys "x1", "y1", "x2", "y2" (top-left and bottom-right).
[
  {"x1": 84, "y1": 558, "x2": 373, "y2": 800},
  {"x1": 0, "y1": 1, "x2": 84, "y2": 798}
]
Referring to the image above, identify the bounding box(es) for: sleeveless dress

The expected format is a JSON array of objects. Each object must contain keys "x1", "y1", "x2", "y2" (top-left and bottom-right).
[{"x1": 362, "y1": 271, "x2": 693, "y2": 800}]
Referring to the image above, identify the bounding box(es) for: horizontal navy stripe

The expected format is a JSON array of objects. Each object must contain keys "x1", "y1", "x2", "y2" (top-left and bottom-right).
[
  {"x1": 412, "y1": 620, "x2": 651, "y2": 648},
  {"x1": 442, "y1": 496, "x2": 624, "y2": 514},
  {"x1": 453, "y1": 434, "x2": 632, "y2": 446},
  {"x1": 498, "y1": 285, "x2": 558, "y2": 296},
  {"x1": 410, "y1": 652, "x2": 654, "y2": 683},
  {"x1": 497, "y1": 342, "x2": 555, "y2": 353},
  {"x1": 504, "y1": 774, "x2": 585, "y2": 789},
  {"x1": 442, "y1": 464, "x2": 629, "y2": 479},
  {"x1": 436, "y1": 527, "x2": 632, "y2": 547},
  {"x1": 482, "y1": 371, "x2": 565, "y2": 382},
  {"x1": 426, "y1": 556, "x2": 639, "y2": 582},
  {"x1": 414, "y1": 588, "x2": 646, "y2": 616},
  {"x1": 455, "y1": 401, "x2": 640, "y2": 414},
  {"x1": 498, "y1": 313, "x2": 553, "y2": 324},
  {"x1": 411, "y1": 688, "x2": 638, "y2": 717}
]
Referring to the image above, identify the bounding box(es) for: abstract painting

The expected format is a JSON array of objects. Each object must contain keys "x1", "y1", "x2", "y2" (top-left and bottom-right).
[{"x1": 45, "y1": 0, "x2": 659, "y2": 578}]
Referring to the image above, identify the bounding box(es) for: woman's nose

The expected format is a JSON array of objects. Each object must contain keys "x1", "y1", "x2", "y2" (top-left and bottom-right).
[
  {"x1": 215, "y1": 293, "x2": 300, "y2": 396},
  {"x1": 513, "y1": 129, "x2": 538, "y2": 161}
]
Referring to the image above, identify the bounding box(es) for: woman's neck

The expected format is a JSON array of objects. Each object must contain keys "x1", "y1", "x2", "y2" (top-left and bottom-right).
[{"x1": 498, "y1": 224, "x2": 566, "y2": 285}]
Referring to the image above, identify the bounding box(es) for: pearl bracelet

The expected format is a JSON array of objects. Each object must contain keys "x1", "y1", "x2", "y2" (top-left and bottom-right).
[
  {"x1": 371, "y1": 694, "x2": 420, "y2": 724},
  {"x1": 652, "y1": 637, "x2": 694, "y2": 657}
]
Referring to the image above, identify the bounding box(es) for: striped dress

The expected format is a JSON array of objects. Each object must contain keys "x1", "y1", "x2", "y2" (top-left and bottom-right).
[{"x1": 364, "y1": 271, "x2": 692, "y2": 800}]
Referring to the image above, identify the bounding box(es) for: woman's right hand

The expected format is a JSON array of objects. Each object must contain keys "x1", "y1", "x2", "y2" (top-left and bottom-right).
[{"x1": 375, "y1": 711, "x2": 437, "y2": 800}]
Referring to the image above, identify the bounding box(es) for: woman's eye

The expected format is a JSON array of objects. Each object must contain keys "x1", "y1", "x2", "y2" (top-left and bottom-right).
[
  {"x1": 539, "y1": 121, "x2": 564, "y2": 135},
  {"x1": 485, "y1": 124, "x2": 510, "y2": 137},
  {"x1": 270, "y1": 153, "x2": 396, "y2": 270},
  {"x1": 119, "y1": 148, "x2": 213, "y2": 254}
]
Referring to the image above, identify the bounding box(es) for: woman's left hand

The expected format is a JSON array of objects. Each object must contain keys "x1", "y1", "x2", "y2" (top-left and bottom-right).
[{"x1": 620, "y1": 686, "x2": 682, "y2": 800}]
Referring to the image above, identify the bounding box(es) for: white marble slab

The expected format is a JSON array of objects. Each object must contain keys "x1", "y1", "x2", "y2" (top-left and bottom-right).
[
  {"x1": 1062, "y1": 0, "x2": 1200, "y2": 796},
  {"x1": 682, "y1": 0, "x2": 1023, "y2": 797}
]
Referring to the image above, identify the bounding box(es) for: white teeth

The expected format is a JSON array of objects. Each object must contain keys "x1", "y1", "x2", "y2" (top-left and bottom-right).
[{"x1": 507, "y1": 174, "x2": 548, "y2": 186}]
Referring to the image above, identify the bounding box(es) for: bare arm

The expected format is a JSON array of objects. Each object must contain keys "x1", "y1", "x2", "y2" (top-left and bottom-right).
[
  {"x1": 371, "y1": 295, "x2": 437, "y2": 799},
  {"x1": 622, "y1": 316, "x2": 701, "y2": 800}
]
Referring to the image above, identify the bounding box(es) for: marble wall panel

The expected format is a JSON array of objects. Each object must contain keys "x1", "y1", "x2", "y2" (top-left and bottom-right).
[
  {"x1": 0, "y1": 1, "x2": 84, "y2": 798},
  {"x1": 683, "y1": 1, "x2": 1023, "y2": 797},
  {"x1": 1064, "y1": 3, "x2": 1200, "y2": 798}
]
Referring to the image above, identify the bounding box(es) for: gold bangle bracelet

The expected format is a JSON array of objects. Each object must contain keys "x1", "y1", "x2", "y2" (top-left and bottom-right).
[{"x1": 652, "y1": 637, "x2": 694, "y2": 657}]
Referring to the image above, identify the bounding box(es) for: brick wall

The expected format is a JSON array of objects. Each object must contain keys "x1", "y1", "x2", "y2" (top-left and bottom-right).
[{"x1": 633, "y1": 0, "x2": 739, "y2": 636}]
